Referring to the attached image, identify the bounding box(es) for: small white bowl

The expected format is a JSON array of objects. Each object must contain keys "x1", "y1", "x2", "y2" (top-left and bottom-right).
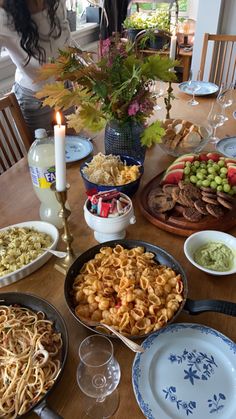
[
  {"x1": 84, "y1": 193, "x2": 136, "y2": 243},
  {"x1": 184, "y1": 230, "x2": 236, "y2": 276}
]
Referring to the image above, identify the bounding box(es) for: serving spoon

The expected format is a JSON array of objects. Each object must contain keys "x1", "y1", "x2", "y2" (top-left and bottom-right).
[
  {"x1": 79, "y1": 317, "x2": 144, "y2": 353},
  {"x1": 42, "y1": 248, "x2": 68, "y2": 258}
]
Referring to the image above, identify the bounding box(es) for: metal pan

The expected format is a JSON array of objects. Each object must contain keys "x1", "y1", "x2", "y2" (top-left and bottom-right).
[
  {"x1": 64, "y1": 239, "x2": 236, "y2": 339},
  {"x1": 0, "y1": 292, "x2": 68, "y2": 419}
]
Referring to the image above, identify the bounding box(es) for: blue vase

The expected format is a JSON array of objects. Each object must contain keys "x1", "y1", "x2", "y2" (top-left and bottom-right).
[{"x1": 104, "y1": 119, "x2": 146, "y2": 163}]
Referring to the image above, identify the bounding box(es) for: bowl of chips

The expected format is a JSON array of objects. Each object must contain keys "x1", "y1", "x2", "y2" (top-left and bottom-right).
[{"x1": 80, "y1": 153, "x2": 144, "y2": 197}]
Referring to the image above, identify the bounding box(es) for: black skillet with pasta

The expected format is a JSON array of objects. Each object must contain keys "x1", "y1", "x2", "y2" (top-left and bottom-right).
[
  {"x1": 0, "y1": 292, "x2": 68, "y2": 419},
  {"x1": 64, "y1": 239, "x2": 236, "y2": 340}
]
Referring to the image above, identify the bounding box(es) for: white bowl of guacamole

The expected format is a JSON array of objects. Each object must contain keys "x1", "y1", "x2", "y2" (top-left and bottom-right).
[{"x1": 184, "y1": 230, "x2": 236, "y2": 275}]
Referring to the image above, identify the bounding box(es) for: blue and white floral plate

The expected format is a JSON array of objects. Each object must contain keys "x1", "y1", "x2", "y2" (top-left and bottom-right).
[
  {"x1": 178, "y1": 81, "x2": 219, "y2": 96},
  {"x1": 216, "y1": 137, "x2": 236, "y2": 158},
  {"x1": 65, "y1": 136, "x2": 93, "y2": 163},
  {"x1": 132, "y1": 323, "x2": 236, "y2": 419}
]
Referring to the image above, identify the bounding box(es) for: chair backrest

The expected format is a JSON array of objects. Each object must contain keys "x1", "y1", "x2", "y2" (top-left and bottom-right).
[
  {"x1": 0, "y1": 92, "x2": 32, "y2": 174},
  {"x1": 199, "y1": 33, "x2": 236, "y2": 85}
]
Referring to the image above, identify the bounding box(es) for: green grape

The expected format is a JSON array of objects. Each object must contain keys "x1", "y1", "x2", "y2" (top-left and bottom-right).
[
  {"x1": 220, "y1": 167, "x2": 228, "y2": 174},
  {"x1": 210, "y1": 181, "x2": 217, "y2": 189},
  {"x1": 215, "y1": 176, "x2": 222, "y2": 185},
  {"x1": 228, "y1": 189, "x2": 234, "y2": 196},
  {"x1": 208, "y1": 167, "x2": 215, "y2": 174},
  {"x1": 185, "y1": 161, "x2": 192, "y2": 167},
  {"x1": 208, "y1": 159, "x2": 214, "y2": 164},
  {"x1": 194, "y1": 161, "x2": 200, "y2": 167},
  {"x1": 218, "y1": 159, "x2": 225, "y2": 167},
  {"x1": 184, "y1": 176, "x2": 190, "y2": 183},
  {"x1": 184, "y1": 167, "x2": 191, "y2": 175},
  {"x1": 196, "y1": 172, "x2": 204, "y2": 180},
  {"x1": 212, "y1": 163, "x2": 220, "y2": 171},
  {"x1": 200, "y1": 168, "x2": 207, "y2": 175},
  {"x1": 190, "y1": 175, "x2": 197, "y2": 183},
  {"x1": 202, "y1": 179, "x2": 210, "y2": 187},
  {"x1": 222, "y1": 179, "x2": 228, "y2": 185},
  {"x1": 232, "y1": 186, "x2": 236, "y2": 193},
  {"x1": 200, "y1": 162, "x2": 206, "y2": 167},
  {"x1": 223, "y1": 183, "x2": 231, "y2": 193},
  {"x1": 191, "y1": 166, "x2": 197, "y2": 173},
  {"x1": 217, "y1": 185, "x2": 223, "y2": 191},
  {"x1": 207, "y1": 174, "x2": 214, "y2": 181},
  {"x1": 196, "y1": 180, "x2": 202, "y2": 187},
  {"x1": 220, "y1": 173, "x2": 226, "y2": 179}
]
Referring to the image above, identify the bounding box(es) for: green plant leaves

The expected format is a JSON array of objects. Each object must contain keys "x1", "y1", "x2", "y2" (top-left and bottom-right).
[{"x1": 141, "y1": 120, "x2": 165, "y2": 148}]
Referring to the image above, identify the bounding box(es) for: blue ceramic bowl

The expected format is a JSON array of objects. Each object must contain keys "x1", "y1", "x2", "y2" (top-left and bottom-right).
[{"x1": 80, "y1": 155, "x2": 144, "y2": 197}]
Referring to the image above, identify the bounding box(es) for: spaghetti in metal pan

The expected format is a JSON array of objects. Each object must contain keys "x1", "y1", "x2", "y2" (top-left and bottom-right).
[{"x1": 0, "y1": 305, "x2": 62, "y2": 418}]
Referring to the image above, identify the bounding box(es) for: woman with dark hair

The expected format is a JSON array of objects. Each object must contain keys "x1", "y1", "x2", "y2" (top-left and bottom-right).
[{"x1": 0, "y1": 0, "x2": 71, "y2": 137}]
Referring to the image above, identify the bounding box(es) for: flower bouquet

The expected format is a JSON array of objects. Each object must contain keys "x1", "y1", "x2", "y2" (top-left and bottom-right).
[{"x1": 36, "y1": 36, "x2": 177, "y2": 153}]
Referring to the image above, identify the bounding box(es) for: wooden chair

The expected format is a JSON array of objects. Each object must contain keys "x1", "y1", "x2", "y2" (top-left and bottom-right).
[
  {"x1": 0, "y1": 92, "x2": 32, "y2": 174},
  {"x1": 199, "y1": 33, "x2": 236, "y2": 85}
]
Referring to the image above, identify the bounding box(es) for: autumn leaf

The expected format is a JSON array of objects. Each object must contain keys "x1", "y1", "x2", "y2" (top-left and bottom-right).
[
  {"x1": 141, "y1": 120, "x2": 165, "y2": 147},
  {"x1": 66, "y1": 104, "x2": 106, "y2": 133},
  {"x1": 141, "y1": 55, "x2": 179, "y2": 82}
]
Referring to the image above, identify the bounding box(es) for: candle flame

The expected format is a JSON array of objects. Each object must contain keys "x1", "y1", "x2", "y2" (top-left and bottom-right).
[{"x1": 56, "y1": 111, "x2": 62, "y2": 126}]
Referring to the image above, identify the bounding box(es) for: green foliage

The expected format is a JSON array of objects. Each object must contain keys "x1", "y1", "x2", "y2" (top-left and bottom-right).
[
  {"x1": 123, "y1": 10, "x2": 170, "y2": 32},
  {"x1": 141, "y1": 120, "x2": 165, "y2": 148}
]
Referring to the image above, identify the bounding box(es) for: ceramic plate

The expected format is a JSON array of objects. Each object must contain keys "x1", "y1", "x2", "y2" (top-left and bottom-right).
[
  {"x1": 132, "y1": 323, "x2": 236, "y2": 419},
  {"x1": 65, "y1": 136, "x2": 93, "y2": 163},
  {"x1": 0, "y1": 221, "x2": 59, "y2": 288},
  {"x1": 216, "y1": 137, "x2": 236, "y2": 158},
  {"x1": 179, "y1": 81, "x2": 219, "y2": 96}
]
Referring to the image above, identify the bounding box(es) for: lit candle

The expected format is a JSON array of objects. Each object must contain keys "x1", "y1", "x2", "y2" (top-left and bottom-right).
[
  {"x1": 169, "y1": 33, "x2": 177, "y2": 60},
  {"x1": 54, "y1": 111, "x2": 66, "y2": 191}
]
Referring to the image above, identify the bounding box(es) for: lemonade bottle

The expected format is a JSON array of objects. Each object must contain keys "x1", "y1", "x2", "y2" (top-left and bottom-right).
[{"x1": 28, "y1": 128, "x2": 63, "y2": 228}]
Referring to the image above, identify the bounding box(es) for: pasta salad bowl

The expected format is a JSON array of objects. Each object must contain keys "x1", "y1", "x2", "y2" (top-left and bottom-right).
[
  {"x1": 64, "y1": 239, "x2": 188, "y2": 340},
  {"x1": 80, "y1": 154, "x2": 144, "y2": 197},
  {"x1": 0, "y1": 221, "x2": 59, "y2": 288}
]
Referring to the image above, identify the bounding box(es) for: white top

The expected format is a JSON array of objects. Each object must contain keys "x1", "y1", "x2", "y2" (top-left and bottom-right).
[{"x1": 0, "y1": 0, "x2": 71, "y2": 91}]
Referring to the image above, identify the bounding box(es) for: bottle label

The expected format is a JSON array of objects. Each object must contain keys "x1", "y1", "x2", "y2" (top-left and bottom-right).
[{"x1": 29, "y1": 166, "x2": 56, "y2": 188}]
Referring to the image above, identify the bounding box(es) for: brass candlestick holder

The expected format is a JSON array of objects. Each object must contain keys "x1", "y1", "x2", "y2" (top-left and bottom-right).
[{"x1": 51, "y1": 183, "x2": 77, "y2": 274}]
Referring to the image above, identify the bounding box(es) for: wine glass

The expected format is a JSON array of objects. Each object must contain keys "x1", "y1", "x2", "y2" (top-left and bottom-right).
[
  {"x1": 187, "y1": 70, "x2": 201, "y2": 106},
  {"x1": 217, "y1": 82, "x2": 234, "y2": 120},
  {"x1": 207, "y1": 101, "x2": 226, "y2": 144},
  {"x1": 149, "y1": 80, "x2": 165, "y2": 110},
  {"x1": 77, "y1": 335, "x2": 121, "y2": 419}
]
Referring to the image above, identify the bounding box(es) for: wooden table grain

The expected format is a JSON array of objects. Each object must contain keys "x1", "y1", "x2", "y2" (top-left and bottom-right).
[{"x1": 1, "y1": 85, "x2": 236, "y2": 419}]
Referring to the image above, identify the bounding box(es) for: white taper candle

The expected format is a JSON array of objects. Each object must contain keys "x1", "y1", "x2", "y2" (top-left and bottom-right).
[{"x1": 54, "y1": 111, "x2": 66, "y2": 191}]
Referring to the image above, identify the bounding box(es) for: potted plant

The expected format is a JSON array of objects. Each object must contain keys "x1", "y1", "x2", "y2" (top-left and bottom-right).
[
  {"x1": 123, "y1": 9, "x2": 170, "y2": 44},
  {"x1": 36, "y1": 36, "x2": 177, "y2": 162}
]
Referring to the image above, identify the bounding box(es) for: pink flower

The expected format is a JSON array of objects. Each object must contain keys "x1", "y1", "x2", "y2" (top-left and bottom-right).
[
  {"x1": 101, "y1": 38, "x2": 111, "y2": 56},
  {"x1": 128, "y1": 101, "x2": 139, "y2": 116}
]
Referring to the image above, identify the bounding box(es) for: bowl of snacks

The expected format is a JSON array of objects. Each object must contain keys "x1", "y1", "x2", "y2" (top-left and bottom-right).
[
  {"x1": 159, "y1": 118, "x2": 211, "y2": 157},
  {"x1": 80, "y1": 153, "x2": 144, "y2": 197},
  {"x1": 184, "y1": 230, "x2": 236, "y2": 275},
  {"x1": 84, "y1": 190, "x2": 136, "y2": 243}
]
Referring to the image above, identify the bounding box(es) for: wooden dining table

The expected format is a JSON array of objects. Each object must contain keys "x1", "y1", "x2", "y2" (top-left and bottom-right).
[{"x1": 1, "y1": 85, "x2": 236, "y2": 419}]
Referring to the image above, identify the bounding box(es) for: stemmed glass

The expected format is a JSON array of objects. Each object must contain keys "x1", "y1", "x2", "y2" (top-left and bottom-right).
[
  {"x1": 217, "y1": 82, "x2": 234, "y2": 120},
  {"x1": 77, "y1": 335, "x2": 121, "y2": 419},
  {"x1": 187, "y1": 70, "x2": 201, "y2": 106},
  {"x1": 207, "y1": 101, "x2": 226, "y2": 144},
  {"x1": 149, "y1": 80, "x2": 165, "y2": 110}
]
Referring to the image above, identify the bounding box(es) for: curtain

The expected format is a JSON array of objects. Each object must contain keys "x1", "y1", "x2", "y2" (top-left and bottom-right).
[{"x1": 100, "y1": 0, "x2": 130, "y2": 39}]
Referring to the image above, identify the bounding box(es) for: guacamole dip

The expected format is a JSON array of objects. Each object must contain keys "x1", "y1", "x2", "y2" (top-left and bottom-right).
[{"x1": 194, "y1": 241, "x2": 234, "y2": 271}]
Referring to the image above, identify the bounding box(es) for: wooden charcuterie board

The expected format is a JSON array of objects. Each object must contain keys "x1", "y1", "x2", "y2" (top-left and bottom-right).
[{"x1": 139, "y1": 173, "x2": 236, "y2": 237}]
